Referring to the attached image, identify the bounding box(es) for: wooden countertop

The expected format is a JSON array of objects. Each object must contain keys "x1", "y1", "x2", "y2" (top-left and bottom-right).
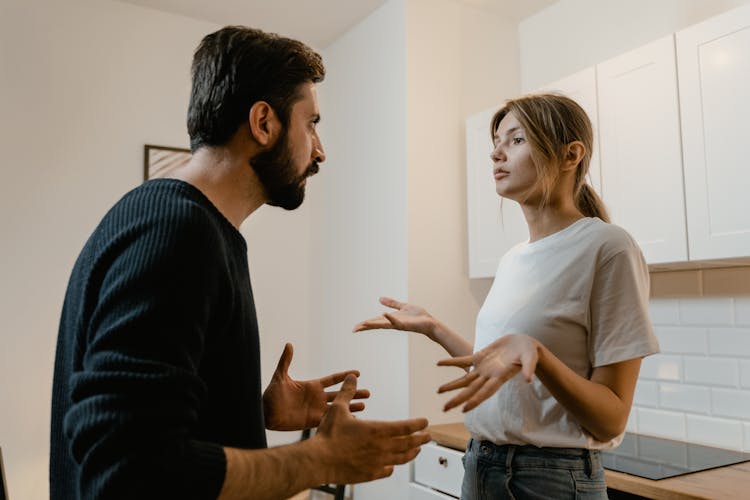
[{"x1": 428, "y1": 423, "x2": 750, "y2": 500}]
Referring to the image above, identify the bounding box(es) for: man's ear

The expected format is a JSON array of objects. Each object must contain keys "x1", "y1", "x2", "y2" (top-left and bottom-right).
[
  {"x1": 562, "y1": 141, "x2": 585, "y2": 172},
  {"x1": 248, "y1": 101, "x2": 281, "y2": 147}
]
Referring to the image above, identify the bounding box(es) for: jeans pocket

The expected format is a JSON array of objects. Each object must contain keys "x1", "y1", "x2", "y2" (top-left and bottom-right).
[{"x1": 571, "y1": 469, "x2": 607, "y2": 498}]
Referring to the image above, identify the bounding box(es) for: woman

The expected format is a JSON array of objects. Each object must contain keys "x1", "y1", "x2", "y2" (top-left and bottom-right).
[{"x1": 354, "y1": 94, "x2": 660, "y2": 499}]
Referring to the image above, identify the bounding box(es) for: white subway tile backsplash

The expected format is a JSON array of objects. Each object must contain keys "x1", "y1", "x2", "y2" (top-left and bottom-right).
[
  {"x1": 626, "y1": 411, "x2": 638, "y2": 433},
  {"x1": 709, "y1": 328, "x2": 750, "y2": 357},
  {"x1": 659, "y1": 383, "x2": 710, "y2": 414},
  {"x1": 684, "y1": 357, "x2": 738, "y2": 387},
  {"x1": 678, "y1": 298, "x2": 733, "y2": 326},
  {"x1": 711, "y1": 388, "x2": 750, "y2": 419},
  {"x1": 641, "y1": 294, "x2": 750, "y2": 446},
  {"x1": 633, "y1": 380, "x2": 659, "y2": 407},
  {"x1": 650, "y1": 299, "x2": 680, "y2": 325},
  {"x1": 640, "y1": 354, "x2": 682, "y2": 381},
  {"x1": 736, "y1": 297, "x2": 750, "y2": 326},
  {"x1": 654, "y1": 326, "x2": 708, "y2": 354},
  {"x1": 686, "y1": 415, "x2": 743, "y2": 450},
  {"x1": 638, "y1": 408, "x2": 686, "y2": 440}
]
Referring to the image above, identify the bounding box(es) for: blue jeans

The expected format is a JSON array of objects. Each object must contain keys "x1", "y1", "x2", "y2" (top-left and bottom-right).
[{"x1": 461, "y1": 438, "x2": 608, "y2": 500}]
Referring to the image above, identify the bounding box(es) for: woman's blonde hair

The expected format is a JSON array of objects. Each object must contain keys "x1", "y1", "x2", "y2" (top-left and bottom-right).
[{"x1": 490, "y1": 93, "x2": 609, "y2": 222}]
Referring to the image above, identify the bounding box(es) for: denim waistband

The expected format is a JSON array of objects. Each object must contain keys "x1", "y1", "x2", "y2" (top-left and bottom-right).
[{"x1": 467, "y1": 438, "x2": 603, "y2": 476}]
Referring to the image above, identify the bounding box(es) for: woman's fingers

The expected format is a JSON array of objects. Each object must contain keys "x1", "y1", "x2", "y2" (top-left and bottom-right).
[
  {"x1": 461, "y1": 378, "x2": 504, "y2": 412},
  {"x1": 379, "y1": 296, "x2": 406, "y2": 310},
  {"x1": 437, "y1": 354, "x2": 475, "y2": 369},
  {"x1": 353, "y1": 316, "x2": 393, "y2": 332},
  {"x1": 442, "y1": 375, "x2": 486, "y2": 411},
  {"x1": 437, "y1": 371, "x2": 478, "y2": 393}
]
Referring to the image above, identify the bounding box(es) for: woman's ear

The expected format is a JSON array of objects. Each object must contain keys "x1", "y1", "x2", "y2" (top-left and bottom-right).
[
  {"x1": 562, "y1": 141, "x2": 585, "y2": 172},
  {"x1": 248, "y1": 101, "x2": 281, "y2": 147}
]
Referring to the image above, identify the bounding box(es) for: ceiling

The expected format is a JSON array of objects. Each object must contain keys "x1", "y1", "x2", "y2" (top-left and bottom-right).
[{"x1": 118, "y1": 0, "x2": 558, "y2": 48}]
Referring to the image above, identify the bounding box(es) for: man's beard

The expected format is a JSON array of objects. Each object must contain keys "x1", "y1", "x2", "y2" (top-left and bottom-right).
[{"x1": 250, "y1": 129, "x2": 319, "y2": 210}]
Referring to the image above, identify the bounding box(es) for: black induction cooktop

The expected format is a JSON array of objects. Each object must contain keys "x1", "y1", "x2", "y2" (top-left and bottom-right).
[{"x1": 601, "y1": 432, "x2": 750, "y2": 480}]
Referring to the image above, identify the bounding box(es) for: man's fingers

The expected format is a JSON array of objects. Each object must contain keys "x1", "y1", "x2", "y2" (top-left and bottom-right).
[
  {"x1": 326, "y1": 389, "x2": 370, "y2": 402},
  {"x1": 349, "y1": 402, "x2": 366, "y2": 413},
  {"x1": 365, "y1": 417, "x2": 429, "y2": 438},
  {"x1": 386, "y1": 431, "x2": 432, "y2": 452},
  {"x1": 319, "y1": 370, "x2": 361, "y2": 388},
  {"x1": 273, "y1": 343, "x2": 293, "y2": 376},
  {"x1": 437, "y1": 371, "x2": 478, "y2": 393},
  {"x1": 384, "y1": 447, "x2": 422, "y2": 466},
  {"x1": 379, "y1": 296, "x2": 405, "y2": 310},
  {"x1": 332, "y1": 374, "x2": 358, "y2": 407}
]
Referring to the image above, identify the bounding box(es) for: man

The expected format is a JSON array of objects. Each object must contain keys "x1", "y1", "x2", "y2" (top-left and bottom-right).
[{"x1": 50, "y1": 26, "x2": 430, "y2": 499}]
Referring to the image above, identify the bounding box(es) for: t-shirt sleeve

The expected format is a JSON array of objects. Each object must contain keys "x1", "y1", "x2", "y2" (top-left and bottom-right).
[
  {"x1": 64, "y1": 206, "x2": 227, "y2": 499},
  {"x1": 589, "y1": 237, "x2": 660, "y2": 367}
]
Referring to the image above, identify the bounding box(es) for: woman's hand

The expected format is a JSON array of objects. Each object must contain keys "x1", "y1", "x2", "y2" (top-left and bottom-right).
[
  {"x1": 353, "y1": 297, "x2": 436, "y2": 338},
  {"x1": 437, "y1": 334, "x2": 539, "y2": 412}
]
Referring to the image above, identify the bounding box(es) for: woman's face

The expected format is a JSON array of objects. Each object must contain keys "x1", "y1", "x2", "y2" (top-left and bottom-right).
[{"x1": 490, "y1": 112, "x2": 539, "y2": 203}]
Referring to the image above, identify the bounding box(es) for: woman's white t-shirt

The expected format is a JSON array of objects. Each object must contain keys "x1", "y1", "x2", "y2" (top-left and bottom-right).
[{"x1": 464, "y1": 217, "x2": 660, "y2": 450}]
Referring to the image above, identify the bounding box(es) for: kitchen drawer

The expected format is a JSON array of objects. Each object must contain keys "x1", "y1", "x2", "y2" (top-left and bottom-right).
[
  {"x1": 409, "y1": 482, "x2": 458, "y2": 499},
  {"x1": 413, "y1": 442, "x2": 464, "y2": 498}
]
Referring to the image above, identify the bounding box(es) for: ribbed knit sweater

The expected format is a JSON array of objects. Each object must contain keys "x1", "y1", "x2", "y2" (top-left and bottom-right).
[{"x1": 50, "y1": 179, "x2": 266, "y2": 499}]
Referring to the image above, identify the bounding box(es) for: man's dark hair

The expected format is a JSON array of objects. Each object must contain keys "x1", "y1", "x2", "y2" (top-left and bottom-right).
[{"x1": 187, "y1": 26, "x2": 325, "y2": 152}]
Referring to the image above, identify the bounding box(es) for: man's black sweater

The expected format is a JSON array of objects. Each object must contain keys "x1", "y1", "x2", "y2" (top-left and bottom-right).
[{"x1": 50, "y1": 179, "x2": 266, "y2": 499}]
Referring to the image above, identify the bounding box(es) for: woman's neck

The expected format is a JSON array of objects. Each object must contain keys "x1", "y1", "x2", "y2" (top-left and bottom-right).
[{"x1": 521, "y1": 199, "x2": 585, "y2": 243}]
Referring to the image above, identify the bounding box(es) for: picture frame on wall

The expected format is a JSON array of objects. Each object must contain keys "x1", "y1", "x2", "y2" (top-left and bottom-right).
[{"x1": 143, "y1": 144, "x2": 191, "y2": 181}]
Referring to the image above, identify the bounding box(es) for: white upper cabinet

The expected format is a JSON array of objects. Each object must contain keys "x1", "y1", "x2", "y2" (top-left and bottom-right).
[
  {"x1": 466, "y1": 6, "x2": 750, "y2": 277},
  {"x1": 677, "y1": 4, "x2": 750, "y2": 261},
  {"x1": 597, "y1": 35, "x2": 688, "y2": 264},
  {"x1": 537, "y1": 66, "x2": 602, "y2": 195},
  {"x1": 466, "y1": 107, "x2": 528, "y2": 278}
]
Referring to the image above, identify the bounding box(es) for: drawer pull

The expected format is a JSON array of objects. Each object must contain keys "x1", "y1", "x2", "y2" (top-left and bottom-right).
[{"x1": 438, "y1": 456, "x2": 448, "y2": 467}]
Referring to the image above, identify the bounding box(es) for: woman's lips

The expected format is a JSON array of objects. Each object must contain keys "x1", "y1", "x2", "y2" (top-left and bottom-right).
[{"x1": 494, "y1": 169, "x2": 508, "y2": 180}]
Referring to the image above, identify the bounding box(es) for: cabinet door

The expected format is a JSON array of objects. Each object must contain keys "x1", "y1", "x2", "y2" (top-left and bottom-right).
[
  {"x1": 597, "y1": 35, "x2": 688, "y2": 264},
  {"x1": 413, "y1": 443, "x2": 465, "y2": 498},
  {"x1": 677, "y1": 4, "x2": 750, "y2": 261},
  {"x1": 409, "y1": 483, "x2": 457, "y2": 500},
  {"x1": 466, "y1": 107, "x2": 528, "y2": 278},
  {"x1": 537, "y1": 66, "x2": 602, "y2": 195}
]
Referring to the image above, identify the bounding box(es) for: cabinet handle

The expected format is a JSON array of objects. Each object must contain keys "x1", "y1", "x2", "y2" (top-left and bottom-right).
[{"x1": 438, "y1": 456, "x2": 448, "y2": 467}]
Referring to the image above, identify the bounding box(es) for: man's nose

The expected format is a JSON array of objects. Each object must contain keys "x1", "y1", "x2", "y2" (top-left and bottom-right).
[{"x1": 314, "y1": 138, "x2": 326, "y2": 164}]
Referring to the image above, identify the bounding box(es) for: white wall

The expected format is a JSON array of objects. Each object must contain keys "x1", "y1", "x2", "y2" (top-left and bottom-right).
[
  {"x1": 0, "y1": 0, "x2": 313, "y2": 497},
  {"x1": 520, "y1": 0, "x2": 750, "y2": 90},
  {"x1": 314, "y1": 1, "x2": 410, "y2": 498},
  {"x1": 405, "y1": 0, "x2": 516, "y2": 426}
]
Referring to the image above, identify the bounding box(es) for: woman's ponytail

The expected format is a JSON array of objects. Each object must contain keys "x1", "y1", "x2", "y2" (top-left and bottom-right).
[{"x1": 575, "y1": 183, "x2": 609, "y2": 223}]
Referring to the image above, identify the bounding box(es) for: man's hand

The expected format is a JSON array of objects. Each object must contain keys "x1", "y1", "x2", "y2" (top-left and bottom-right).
[
  {"x1": 313, "y1": 374, "x2": 432, "y2": 484},
  {"x1": 262, "y1": 343, "x2": 370, "y2": 431},
  {"x1": 437, "y1": 334, "x2": 539, "y2": 412}
]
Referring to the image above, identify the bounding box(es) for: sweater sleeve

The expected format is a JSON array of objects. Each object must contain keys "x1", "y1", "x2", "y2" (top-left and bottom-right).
[{"x1": 63, "y1": 203, "x2": 228, "y2": 499}]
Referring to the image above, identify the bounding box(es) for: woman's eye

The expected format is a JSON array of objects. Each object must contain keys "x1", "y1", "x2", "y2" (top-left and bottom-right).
[{"x1": 512, "y1": 137, "x2": 524, "y2": 145}]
